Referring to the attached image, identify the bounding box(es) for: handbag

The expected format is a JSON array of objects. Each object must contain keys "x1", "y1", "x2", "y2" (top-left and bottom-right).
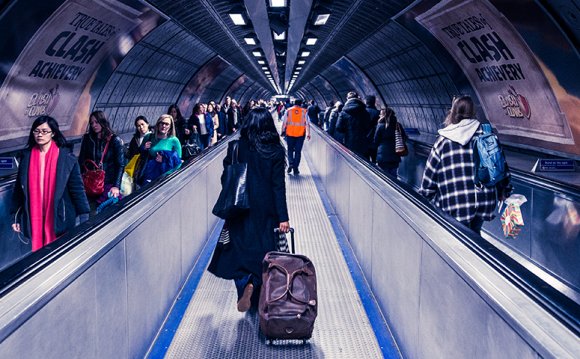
[
  {"x1": 82, "y1": 139, "x2": 110, "y2": 197},
  {"x1": 395, "y1": 123, "x2": 408, "y2": 156},
  {"x1": 120, "y1": 172, "x2": 133, "y2": 196},
  {"x1": 212, "y1": 140, "x2": 249, "y2": 219},
  {"x1": 125, "y1": 154, "x2": 140, "y2": 178},
  {"x1": 274, "y1": 228, "x2": 289, "y2": 253},
  {"x1": 182, "y1": 135, "x2": 202, "y2": 160}
]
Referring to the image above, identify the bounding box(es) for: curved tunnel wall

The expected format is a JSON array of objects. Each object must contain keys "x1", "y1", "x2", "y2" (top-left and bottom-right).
[
  {"x1": 298, "y1": 2, "x2": 579, "y2": 159},
  {"x1": 0, "y1": 0, "x2": 578, "y2": 160}
]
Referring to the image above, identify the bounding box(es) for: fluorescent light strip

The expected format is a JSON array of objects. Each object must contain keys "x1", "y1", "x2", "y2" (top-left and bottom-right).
[
  {"x1": 244, "y1": 37, "x2": 256, "y2": 45},
  {"x1": 229, "y1": 14, "x2": 246, "y2": 26},
  {"x1": 306, "y1": 38, "x2": 317, "y2": 45},
  {"x1": 269, "y1": 0, "x2": 287, "y2": 7}
]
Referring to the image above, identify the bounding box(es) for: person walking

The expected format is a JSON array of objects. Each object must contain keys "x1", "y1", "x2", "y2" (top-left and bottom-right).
[
  {"x1": 307, "y1": 100, "x2": 321, "y2": 127},
  {"x1": 336, "y1": 91, "x2": 371, "y2": 158},
  {"x1": 12, "y1": 116, "x2": 90, "y2": 252},
  {"x1": 282, "y1": 99, "x2": 311, "y2": 175},
  {"x1": 208, "y1": 107, "x2": 290, "y2": 312},
  {"x1": 374, "y1": 107, "x2": 403, "y2": 176},
  {"x1": 365, "y1": 95, "x2": 380, "y2": 163},
  {"x1": 419, "y1": 95, "x2": 511, "y2": 234}
]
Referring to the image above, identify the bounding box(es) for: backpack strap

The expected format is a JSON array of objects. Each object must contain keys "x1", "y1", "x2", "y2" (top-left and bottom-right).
[{"x1": 481, "y1": 123, "x2": 492, "y2": 134}]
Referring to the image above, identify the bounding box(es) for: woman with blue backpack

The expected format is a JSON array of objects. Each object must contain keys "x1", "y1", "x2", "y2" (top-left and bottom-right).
[{"x1": 419, "y1": 95, "x2": 511, "y2": 235}]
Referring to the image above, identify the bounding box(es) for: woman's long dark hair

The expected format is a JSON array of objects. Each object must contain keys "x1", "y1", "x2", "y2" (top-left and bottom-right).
[
  {"x1": 89, "y1": 110, "x2": 114, "y2": 139},
  {"x1": 445, "y1": 95, "x2": 476, "y2": 126},
  {"x1": 240, "y1": 107, "x2": 284, "y2": 159},
  {"x1": 168, "y1": 104, "x2": 185, "y2": 122},
  {"x1": 27, "y1": 116, "x2": 67, "y2": 148}
]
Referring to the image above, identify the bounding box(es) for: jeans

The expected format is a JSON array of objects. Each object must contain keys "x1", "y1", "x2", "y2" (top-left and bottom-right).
[
  {"x1": 286, "y1": 135, "x2": 305, "y2": 169},
  {"x1": 466, "y1": 216, "x2": 484, "y2": 235}
]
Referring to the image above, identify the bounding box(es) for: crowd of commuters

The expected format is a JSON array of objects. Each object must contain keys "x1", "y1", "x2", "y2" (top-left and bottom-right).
[
  {"x1": 10, "y1": 92, "x2": 510, "y2": 264},
  {"x1": 10, "y1": 97, "x2": 269, "y2": 252},
  {"x1": 320, "y1": 91, "x2": 510, "y2": 235}
]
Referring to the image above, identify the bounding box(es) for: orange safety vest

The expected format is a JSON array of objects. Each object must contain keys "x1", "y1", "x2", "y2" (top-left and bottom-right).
[{"x1": 285, "y1": 106, "x2": 307, "y2": 137}]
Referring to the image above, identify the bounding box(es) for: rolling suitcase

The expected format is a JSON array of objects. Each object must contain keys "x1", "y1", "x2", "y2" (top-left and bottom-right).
[{"x1": 259, "y1": 228, "x2": 318, "y2": 344}]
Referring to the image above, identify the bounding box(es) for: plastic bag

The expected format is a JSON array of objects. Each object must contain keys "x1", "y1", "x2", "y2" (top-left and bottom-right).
[{"x1": 500, "y1": 194, "x2": 527, "y2": 238}]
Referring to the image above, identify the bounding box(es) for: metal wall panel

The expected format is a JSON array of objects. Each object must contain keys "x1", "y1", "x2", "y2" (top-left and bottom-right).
[{"x1": 371, "y1": 196, "x2": 422, "y2": 359}]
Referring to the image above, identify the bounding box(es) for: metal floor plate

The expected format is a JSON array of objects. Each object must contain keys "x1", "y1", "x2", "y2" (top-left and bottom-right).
[{"x1": 162, "y1": 149, "x2": 384, "y2": 359}]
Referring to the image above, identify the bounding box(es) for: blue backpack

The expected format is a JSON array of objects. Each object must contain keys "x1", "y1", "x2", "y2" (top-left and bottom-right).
[{"x1": 473, "y1": 124, "x2": 508, "y2": 187}]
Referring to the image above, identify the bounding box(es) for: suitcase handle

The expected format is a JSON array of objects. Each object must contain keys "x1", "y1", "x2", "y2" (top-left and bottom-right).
[{"x1": 274, "y1": 227, "x2": 295, "y2": 253}]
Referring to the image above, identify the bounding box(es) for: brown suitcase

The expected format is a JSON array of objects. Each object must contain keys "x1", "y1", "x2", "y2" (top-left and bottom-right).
[{"x1": 259, "y1": 229, "x2": 318, "y2": 343}]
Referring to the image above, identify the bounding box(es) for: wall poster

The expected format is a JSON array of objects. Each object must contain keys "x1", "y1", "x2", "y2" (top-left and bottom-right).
[
  {"x1": 416, "y1": 0, "x2": 574, "y2": 145},
  {"x1": 0, "y1": 0, "x2": 143, "y2": 144}
]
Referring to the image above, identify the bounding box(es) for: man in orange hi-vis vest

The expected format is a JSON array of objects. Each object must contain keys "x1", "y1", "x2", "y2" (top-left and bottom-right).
[{"x1": 282, "y1": 99, "x2": 310, "y2": 175}]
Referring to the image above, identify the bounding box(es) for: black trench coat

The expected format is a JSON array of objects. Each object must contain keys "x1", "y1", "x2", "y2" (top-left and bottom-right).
[{"x1": 208, "y1": 138, "x2": 289, "y2": 282}]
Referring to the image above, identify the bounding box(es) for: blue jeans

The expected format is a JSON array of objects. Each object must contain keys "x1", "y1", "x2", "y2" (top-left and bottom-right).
[{"x1": 286, "y1": 135, "x2": 305, "y2": 169}]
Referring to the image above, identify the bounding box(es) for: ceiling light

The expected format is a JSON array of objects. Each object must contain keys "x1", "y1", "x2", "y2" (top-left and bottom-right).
[
  {"x1": 252, "y1": 50, "x2": 262, "y2": 57},
  {"x1": 244, "y1": 37, "x2": 257, "y2": 45},
  {"x1": 313, "y1": 6, "x2": 331, "y2": 26},
  {"x1": 301, "y1": 51, "x2": 310, "y2": 57},
  {"x1": 229, "y1": 8, "x2": 246, "y2": 25},
  {"x1": 314, "y1": 14, "x2": 329, "y2": 25},
  {"x1": 269, "y1": 0, "x2": 287, "y2": 7},
  {"x1": 273, "y1": 31, "x2": 286, "y2": 40},
  {"x1": 306, "y1": 36, "x2": 318, "y2": 45},
  {"x1": 258, "y1": 60, "x2": 265, "y2": 64},
  {"x1": 262, "y1": 66, "x2": 268, "y2": 70}
]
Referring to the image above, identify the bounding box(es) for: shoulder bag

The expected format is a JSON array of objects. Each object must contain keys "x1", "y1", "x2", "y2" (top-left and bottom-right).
[
  {"x1": 83, "y1": 138, "x2": 110, "y2": 197},
  {"x1": 182, "y1": 134, "x2": 202, "y2": 160},
  {"x1": 212, "y1": 140, "x2": 249, "y2": 219},
  {"x1": 395, "y1": 123, "x2": 408, "y2": 156}
]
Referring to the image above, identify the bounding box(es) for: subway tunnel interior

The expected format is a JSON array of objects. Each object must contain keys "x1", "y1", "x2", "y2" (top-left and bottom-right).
[{"x1": 0, "y1": 0, "x2": 578, "y2": 357}]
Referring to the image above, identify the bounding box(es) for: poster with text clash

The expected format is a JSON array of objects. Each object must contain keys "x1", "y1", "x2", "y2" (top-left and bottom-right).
[
  {"x1": 415, "y1": 0, "x2": 573, "y2": 144},
  {"x1": 0, "y1": 0, "x2": 142, "y2": 141}
]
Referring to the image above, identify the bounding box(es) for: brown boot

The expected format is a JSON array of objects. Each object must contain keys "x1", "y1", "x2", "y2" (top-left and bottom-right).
[{"x1": 237, "y1": 283, "x2": 254, "y2": 312}]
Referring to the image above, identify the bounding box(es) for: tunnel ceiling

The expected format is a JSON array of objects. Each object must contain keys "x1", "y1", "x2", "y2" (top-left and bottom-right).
[{"x1": 146, "y1": 0, "x2": 412, "y2": 95}]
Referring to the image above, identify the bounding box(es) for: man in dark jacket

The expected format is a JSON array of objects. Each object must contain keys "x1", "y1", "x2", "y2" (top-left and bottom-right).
[
  {"x1": 365, "y1": 95, "x2": 380, "y2": 163},
  {"x1": 336, "y1": 91, "x2": 371, "y2": 158},
  {"x1": 307, "y1": 100, "x2": 320, "y2": 126}
]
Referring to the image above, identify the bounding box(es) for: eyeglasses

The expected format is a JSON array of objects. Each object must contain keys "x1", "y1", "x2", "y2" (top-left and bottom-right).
[
  {"x1": 159, "y1": 122, "x2": 171, "y2": 127},
  {"x1": 33, "y1": 129, "x2": 52, "y2": 135}
]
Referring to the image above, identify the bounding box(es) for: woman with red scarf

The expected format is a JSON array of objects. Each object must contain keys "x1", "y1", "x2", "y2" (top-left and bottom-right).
[{"x1": 11, "y1": 116, "x2": 90, "y2": 252}]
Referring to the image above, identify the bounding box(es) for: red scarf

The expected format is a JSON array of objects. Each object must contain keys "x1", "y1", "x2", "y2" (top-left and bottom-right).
[{"x1": 28, "y1": 141, "x2": 59, "y2": 251}]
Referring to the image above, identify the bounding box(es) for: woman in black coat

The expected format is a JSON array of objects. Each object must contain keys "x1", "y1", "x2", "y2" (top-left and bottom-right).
[
  {"x1": 78, "y1": 110, "x2": 125, "y2": 203},
  {"x1": 12, "y1": 116, "x2": 90, "y2": 252},
  {"x1": 374, "y1": 107, "x2": 402, "y2": 176},
  {"x1": 208, "y1": 107, "x2": 290, "y2": 312}
]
